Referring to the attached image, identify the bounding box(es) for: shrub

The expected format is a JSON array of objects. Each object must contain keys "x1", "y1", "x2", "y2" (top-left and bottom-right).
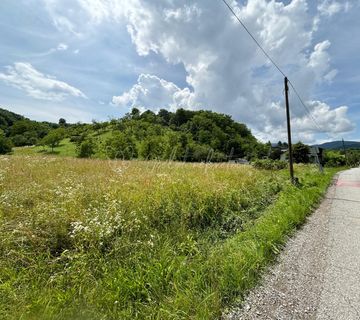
[
  {"x1": 292, "y1": 142, "x2": 310, "y2": 163},
  {"x1": 347, "y1": 151, "x2": 360, "y2": 167},
  {"x1": 0, "y1": 130, "x2": 12, "y2": 154},
  {"x1": 138, "y1": 136, "x2": 164, "y2": 160},
  {"x1": 77, "y1": 139, "x2": 96, "y2": 158},
  {"x1": 11, "y1": 134, "x2": 28, "y2": 146},
  {"x1": 324, "y1": 151, "x2": 346, "y2": 167},
  {"x1": 104, "y1": 131, "x2": 137, "y2": 160}
]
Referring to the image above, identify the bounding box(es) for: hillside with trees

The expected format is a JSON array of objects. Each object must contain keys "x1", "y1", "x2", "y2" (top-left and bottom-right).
[
  {"x1": 79, "y1": 108, "x2": 268, "y2": 161},
  {"x1": 3, "y1": 106, "x2": 360, "y2": 167},
  {"x1": 0, "y1": 107, "x2": 58, "y2": 149},
  {"x1": 1, "y1": 107, "x2": 268, "y2": 160},
  {"x1": 67, "y1": 108, "x2": 266, "y2": 162}
]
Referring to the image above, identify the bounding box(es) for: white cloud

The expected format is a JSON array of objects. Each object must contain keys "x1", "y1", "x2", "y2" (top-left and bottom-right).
[
  {"x1": 33, "y1": 42, "x2": 70, "y2": 57},
  {"x1": 114, "y1": 0, "x2": 353, "y2": 140},
  {"x1": 112, "y1": 74, "x2": 196, "y2": 112},
  {"x1": 318, "y1": 0, "x2": 351, "y2": 17},
  {"x1": 42, "y1": 0, "x2": 127, "y2": 35},
  {"x1": 291, "y1": 101, "x2": 355, "y2": 142},
  {"x1": 7, "y1": 103, "x2": 94, "y2": 124},
  {"x1": 57, "y1": 43, "x2": 68, "y2": 51},
  {"x1": 42, "y1": 0, "x2": 355, "y2": 141},
  {"x1": 293, "y1": 101, "x2": 354, "y2": 134},
  {"x1": 0, "y1": 62, "x2": 87, "y2": 101},
  {"x1": 253, "y1": 100, "x2": 354, "y2": 143},
  {"x1": 42, "y1": 0, "x2": 86, "y2": 36},
  {"x1": 307, "y1": 40, "x2": 338, "y2": 83}
]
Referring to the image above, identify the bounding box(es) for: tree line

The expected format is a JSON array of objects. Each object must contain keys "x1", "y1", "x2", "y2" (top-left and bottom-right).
[
  {"x1": 71, "y1": 108, "x2": 267, "y2": 161},
  {"x1": 1, "y1": 107, "x2": 360, "y2": 166}
]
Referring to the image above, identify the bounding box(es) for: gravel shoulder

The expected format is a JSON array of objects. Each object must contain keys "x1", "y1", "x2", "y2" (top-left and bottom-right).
[{"x1": 223, "y1": 168, "x2": 360, "y2": 320}]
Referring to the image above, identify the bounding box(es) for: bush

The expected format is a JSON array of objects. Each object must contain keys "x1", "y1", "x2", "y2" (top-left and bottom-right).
[
  {"x1": 77, "y1": 139, "x2": 96, "y2": 158},
  {"x1": 104, "y1": 131, "x2": 137, "y2": 160},
  {"x1": 347, "y1": 151, "x2": 360, "y2": 167},
  {"x1": 0, "y1": 131, "x2": 12, "y2": 154},
  {"x1": 138, "y1": 136, "x2": 164, "y2": 160},
  {"x1": 70, "y1": 134, "x2": 86, "y2": 144},
  {"x1": 293, "y1": 142, "x2": 310, "y2": 163},
  {"x1": 11, "y1": 134, "x2": 28, "y2": 147},
  {"x1": 324, "y1": 151, "x2": 346, "y2": 167},
  {"x1": 252, "y1": 159, "x2": 287, "y2": 170}
]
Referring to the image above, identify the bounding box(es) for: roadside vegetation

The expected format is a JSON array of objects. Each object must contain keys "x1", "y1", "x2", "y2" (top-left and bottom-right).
[{"x1": 0, "y1": 156, "x2": 338, "y2": 319}]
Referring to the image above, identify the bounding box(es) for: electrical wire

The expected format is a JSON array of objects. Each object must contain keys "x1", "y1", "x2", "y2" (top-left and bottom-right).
[
  {"x1": 221, "y1": 0, "x2": 286, "y2": 78},
  {"x1": 287, "y1": 80, "x2": 324, "y2": 133},
  {"x1": 221, "y1": 0, "x2": 335, "y2": 140}
]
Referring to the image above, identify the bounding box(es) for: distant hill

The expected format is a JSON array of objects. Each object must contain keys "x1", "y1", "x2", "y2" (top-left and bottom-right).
[{"x1": 313, "y1": 141, "x2": 360, "y2": 150}]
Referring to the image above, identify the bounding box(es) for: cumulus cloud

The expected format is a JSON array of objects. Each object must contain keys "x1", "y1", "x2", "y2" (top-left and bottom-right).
[
  {"x1": 293, "y1": 101, "x2": 354, "y2": 134},
  {"x1": 257, "y1": 100, "x2": 355, "y2": 142},
  {"x1": 113, "y1": 0, "x2": 353, "y2": 140},
  {"x1": 0, "y1": 62, "x2": 87, "y2": 101},
  {"x1": 307, "y1": 40, "x2": 338, "y2": 83},
  {"x1": 112, "y1": 74, "x2": 196, "y2": 111},
  {"x1": 43, "y1": 0, "x2": 355, "y2": 142}
]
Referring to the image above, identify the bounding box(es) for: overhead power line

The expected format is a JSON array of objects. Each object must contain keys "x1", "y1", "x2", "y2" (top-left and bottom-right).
[
  {"x1": 288, "y1": 80, "x2": 336, "y2": 142},
  {"x1": 221, "y1": 0, "x2": 286, "y2": 78},
  {"x1": 220, "y1": 0, "x2": 333, "y2": 139},
  {"x1": 287, "y1": 80, "x2": 325, "y2": 134}
]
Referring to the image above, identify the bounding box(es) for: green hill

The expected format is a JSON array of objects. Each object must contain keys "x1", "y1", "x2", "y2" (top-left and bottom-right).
[
  {"x1": 0, "y1": 107, "x2": 58, "y2": 147},
  {"x1": 3, "y1": 107, "x2": 267, "y2": 160},
  {"x1": 0, "y1": 107, "x2": 25, "y2": 129}
]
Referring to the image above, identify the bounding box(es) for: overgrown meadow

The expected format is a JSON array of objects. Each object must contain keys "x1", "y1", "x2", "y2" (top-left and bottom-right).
[{"x1": 0, "y1": 156, "x2": 336, "y2": 319}]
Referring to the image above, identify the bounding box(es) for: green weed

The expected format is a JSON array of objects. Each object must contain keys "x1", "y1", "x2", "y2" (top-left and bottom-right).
[{"x1": 0, "y1": 157, "x2": 338, "y2": 319}]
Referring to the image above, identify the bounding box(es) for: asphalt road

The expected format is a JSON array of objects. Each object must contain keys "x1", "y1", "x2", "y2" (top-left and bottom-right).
[{"x1": 224, "y1": 168, "x2": 360, "y2": 320}]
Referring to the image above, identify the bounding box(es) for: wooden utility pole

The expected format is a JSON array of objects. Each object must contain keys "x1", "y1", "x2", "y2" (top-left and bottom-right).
[{"x1": 284, "y1": 77, "x2": 295, "y2": 184}]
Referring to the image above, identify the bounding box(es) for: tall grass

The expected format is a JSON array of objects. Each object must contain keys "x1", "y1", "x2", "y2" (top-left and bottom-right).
[{"x1": 0, "y1": 156, "x2": 337, "y2": 319}]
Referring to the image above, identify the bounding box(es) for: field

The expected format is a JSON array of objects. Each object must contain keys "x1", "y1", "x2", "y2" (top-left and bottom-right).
[
  {"x1": 13, "y1": 139, "x2": 77, "y2": 157},
  {"x1": 0, "y1": 156, "x2": 337, "y2": 319}
]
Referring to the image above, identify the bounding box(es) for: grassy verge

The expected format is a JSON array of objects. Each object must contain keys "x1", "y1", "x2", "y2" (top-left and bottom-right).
[
  {"x1": 0, "y1": 157, "x2": 339, "y2": 319},
  {"x1": 207, "y1": 166, "x2": 339, "y2": 313}
]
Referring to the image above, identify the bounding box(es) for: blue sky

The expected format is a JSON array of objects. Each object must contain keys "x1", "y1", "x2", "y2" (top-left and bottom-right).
[{"x1": 0, "y1": 0, "x2": 359, "y2": 143}]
